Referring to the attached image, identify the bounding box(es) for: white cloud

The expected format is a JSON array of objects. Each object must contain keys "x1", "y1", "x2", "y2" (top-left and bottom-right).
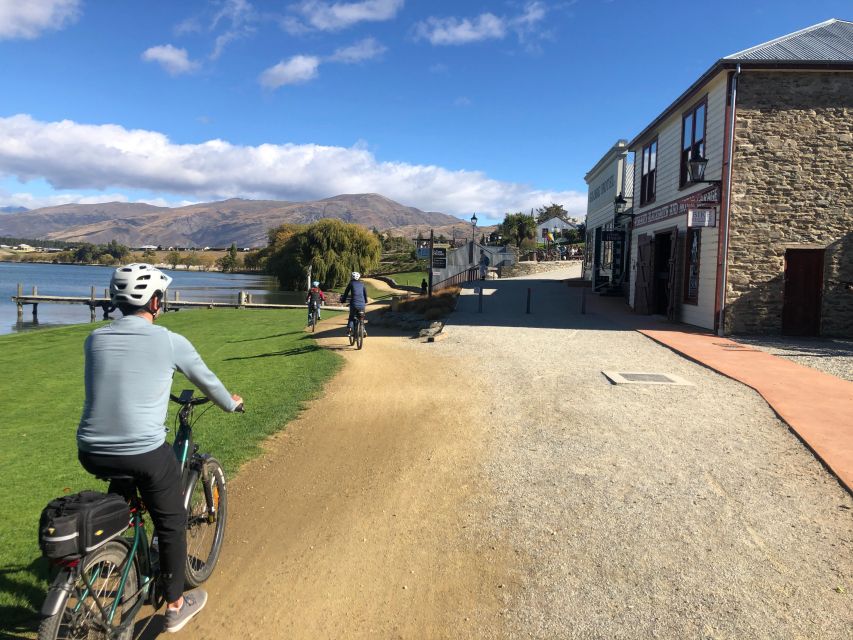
[
  {"x1": 284, "y1": 0, "x2": 403, "y2": 33},
  {"x1": 142, "y1": 45, "x2": 199, "y2": 75},
  {"x1": 414, "y1": 13, "x2": 505, "y2": 46},
  {"x1": 414, "y1": 2, "x2": 548, "y2": 47},
  {"x1": 327, "y1": 38, "x2": 386, "y2": 64},
  {"x1": 0, "y1": 114, "x2": 586, "y2": 220},
  {"x1": 0, "y1": 0, "x2": 81, "y2": 40},
  {"x1": 209, "y1": 0, "x2": 255, "y2": 59},
  {"x1": 0, "y1": 189, "x2": 197, "y2": 210},
  {"x1": 259, "y1": 55, "x2": 321, "y2": 88}
]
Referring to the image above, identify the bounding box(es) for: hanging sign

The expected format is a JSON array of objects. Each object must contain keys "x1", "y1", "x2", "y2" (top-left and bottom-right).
[
  {"x1": 687, "y1": 208, "x2": 717, "y2": 228},
  {"x1": 431, "y1": 247, "x2": 447, "y2": 269}
]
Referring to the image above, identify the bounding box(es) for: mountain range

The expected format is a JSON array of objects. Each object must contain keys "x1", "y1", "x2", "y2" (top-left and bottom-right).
[{"x1": 0, "y1": 194, "x2": 471, "y2": 247}]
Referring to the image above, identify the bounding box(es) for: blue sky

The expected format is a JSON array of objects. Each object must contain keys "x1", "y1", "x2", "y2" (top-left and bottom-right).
[{"x1": 0, "y1": 0, "x2": 849, "y2": 224}]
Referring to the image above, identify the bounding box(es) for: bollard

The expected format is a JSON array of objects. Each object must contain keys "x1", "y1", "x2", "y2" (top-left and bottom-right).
[
  {"x1": 478, "y1": 286, "x2": 483, "y2": 313},
  {"x1": 581, "y1": 286, "x2": 587, "y2": 315},
  {"x1": 526, "y1": 288, "x2": 532, "y2": 314}
]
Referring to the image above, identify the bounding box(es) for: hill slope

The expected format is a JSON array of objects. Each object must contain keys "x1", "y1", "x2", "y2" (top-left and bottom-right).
[{"x1": 0, "y1": 194, "x2": 464, "y2": 247}]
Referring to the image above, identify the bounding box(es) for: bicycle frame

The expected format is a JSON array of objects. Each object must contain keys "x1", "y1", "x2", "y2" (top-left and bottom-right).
[{"x1": 40, "y1": 390, "x2": 214, "y2": 632}]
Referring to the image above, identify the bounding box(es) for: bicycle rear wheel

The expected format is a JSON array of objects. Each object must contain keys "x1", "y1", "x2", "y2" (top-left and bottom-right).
[
  {"x1": 356, "y1": 320, "x2": 364, "y2": 349},
  {"x1": 38, "y1": 541, "x2": 139, "y2": 640},
  {"x1": 311, "y1": 309, "x2": 317, "y2": 332},
  {"x1": 184, "y1": 457, "x2": 227, "y2": 587}
]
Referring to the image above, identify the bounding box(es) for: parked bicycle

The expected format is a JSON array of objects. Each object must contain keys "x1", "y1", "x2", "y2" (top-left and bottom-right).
[
  {"x1": 37, "y1": 390, "x2": 241, "y2": 640},
  {"x1": 348, "y1": 310, "x2": 366, "y2": 350}
]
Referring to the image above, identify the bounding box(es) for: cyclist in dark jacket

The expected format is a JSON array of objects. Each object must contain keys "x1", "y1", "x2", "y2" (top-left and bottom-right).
[{"x1": 339, "y1": 271, "x2": 368, "y2": 335}]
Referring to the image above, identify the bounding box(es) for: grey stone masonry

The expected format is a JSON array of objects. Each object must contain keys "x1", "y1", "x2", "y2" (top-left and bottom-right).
[{"x1": 727, "y1": 71, "x2": 853, "y2": 336}]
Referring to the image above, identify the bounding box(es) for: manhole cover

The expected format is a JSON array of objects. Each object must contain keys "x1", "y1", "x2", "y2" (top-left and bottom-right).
[{"x1": 602, "y1": 371, "x2": 693, "y2": 386}]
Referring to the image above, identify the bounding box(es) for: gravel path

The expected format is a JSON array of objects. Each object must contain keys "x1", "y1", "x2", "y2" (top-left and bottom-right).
[
  {"x1": 732, "y1": 335, "x2": 853, "y2": 382},
  {"x1": 430, "y1": 268, "x2": 852, "y2": 639}
]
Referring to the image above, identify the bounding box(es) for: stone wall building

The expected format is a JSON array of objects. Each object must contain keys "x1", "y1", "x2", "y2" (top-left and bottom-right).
[{"x1": 625, "y1": 19, "x2": 853, "y2": 336}]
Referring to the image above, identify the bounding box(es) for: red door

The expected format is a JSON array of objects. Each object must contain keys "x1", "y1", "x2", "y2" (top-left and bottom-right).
[{"x1": 782, "y1": 249, "x2": 824, "y2": 336}]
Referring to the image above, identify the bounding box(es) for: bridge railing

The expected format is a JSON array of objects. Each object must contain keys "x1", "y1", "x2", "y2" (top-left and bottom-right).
[{"x1": 432, "y1": 267, "x2": 479, "y2": 292}]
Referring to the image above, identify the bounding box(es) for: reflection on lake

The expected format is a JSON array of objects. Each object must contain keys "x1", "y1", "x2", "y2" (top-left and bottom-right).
[{"x1": 0, "y1": 262, "x2": 301, "y2": 335}]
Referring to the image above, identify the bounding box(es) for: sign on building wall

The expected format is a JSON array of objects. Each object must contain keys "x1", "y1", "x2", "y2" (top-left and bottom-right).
[
  {"x1": 634, "y1": 185, "x2": 720, "y2": 228},
  {"x1": 687, "y1": 208, "x2": 717, "y2": 227}
]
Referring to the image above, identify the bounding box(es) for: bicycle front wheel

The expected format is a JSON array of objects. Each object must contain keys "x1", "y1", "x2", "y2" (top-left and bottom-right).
[
  {"x1": 38, "y1": 541, "x2": 139, "y2": 640},
  {"x1": 185, "y1": 457, "x2": 227, "y2": 587}
]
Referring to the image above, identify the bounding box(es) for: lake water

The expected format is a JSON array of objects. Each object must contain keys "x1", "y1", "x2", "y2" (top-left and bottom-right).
[{"x1": 0, "y1": 262, "x2": 302, "y2": 335}]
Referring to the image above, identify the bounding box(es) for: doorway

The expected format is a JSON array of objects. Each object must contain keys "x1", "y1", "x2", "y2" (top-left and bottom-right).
[
  {"x1": 783, "y1": 248, "x2": 824, "y2": 336},
  {"x1": 653, "y1": 231, "x2": 672, "y2": 314}
]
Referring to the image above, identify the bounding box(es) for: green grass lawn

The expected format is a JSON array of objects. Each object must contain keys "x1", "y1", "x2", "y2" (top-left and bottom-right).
[
  {"x1": 385, "y1": 271, "x2": 428, "y2": 288},
  {"x1": 0, "y1": 309, "x2": 342, "y2": 634}
]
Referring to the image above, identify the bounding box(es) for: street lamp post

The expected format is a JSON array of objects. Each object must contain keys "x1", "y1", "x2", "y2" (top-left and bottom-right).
[{"x1": 470, "y1": 213, "x2": 478, "y2": 264}]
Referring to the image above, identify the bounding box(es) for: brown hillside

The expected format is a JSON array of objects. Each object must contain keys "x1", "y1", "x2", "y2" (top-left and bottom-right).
[{"x1": 0, "y1": 194, "x2": 463, "y2": 247}]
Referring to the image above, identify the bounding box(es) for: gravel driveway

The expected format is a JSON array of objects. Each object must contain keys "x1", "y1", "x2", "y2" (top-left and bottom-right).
[
  {"x1": 733, "y1": 334, "x2": 853, "y2": 382},
  {"x1": 431, "y1": 268, "x2": 852, "y2": 639}
]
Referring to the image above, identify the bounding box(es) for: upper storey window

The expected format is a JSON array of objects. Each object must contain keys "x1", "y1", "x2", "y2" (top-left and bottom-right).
[
  {"x1": 640, "y1": 139, "x2": 657, "y2": 205},
  {"x1": 680, "y1": 100, "x2": 707, "y2": 187}
]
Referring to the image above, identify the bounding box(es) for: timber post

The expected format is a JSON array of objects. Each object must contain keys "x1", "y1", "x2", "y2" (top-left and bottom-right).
[
  {"x1": 90, "y1": 286, "x2": 96, "y2": 322},
  {"x1": 16, "y1": 284, "x2": 23, "y2": 322}
]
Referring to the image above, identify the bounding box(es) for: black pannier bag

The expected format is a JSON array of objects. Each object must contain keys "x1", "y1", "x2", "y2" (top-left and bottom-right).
[{"x1": 39, "y1": 491, "x2": 131, "y2": 559}]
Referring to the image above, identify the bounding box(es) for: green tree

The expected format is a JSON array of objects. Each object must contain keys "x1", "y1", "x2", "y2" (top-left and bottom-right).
[
  {"x1": 499, "y1": 212, "x2": 536, "y2": 248},
  {"x1": 216, "y1": 243, "x2": 240, "y2": 273},
  {"x1": 267, "y1": 219, "x2": 381, "y2": 290},
  {"x1": 166, "y1": 251, "x2": 182, "y2": 269},
  {"x1": 182, "y1": 252, "x2": 200, "y2": 269},
  {"x1": 536, "y1": 203, "x2": 568, "y2": 224},
  {"x1": 242, "y1": 249, "x2": 266, "y2": 271}
]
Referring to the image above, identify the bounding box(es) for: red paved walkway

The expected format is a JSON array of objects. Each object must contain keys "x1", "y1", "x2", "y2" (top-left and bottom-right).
[{"x1": 639, "y1": 328, "x2": 853, "y2": 492}]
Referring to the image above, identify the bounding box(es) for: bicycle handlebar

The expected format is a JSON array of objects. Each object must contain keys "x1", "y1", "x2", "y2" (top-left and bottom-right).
[{"x1": 169, "y1": 393, "x2": 211, "y2": 406}]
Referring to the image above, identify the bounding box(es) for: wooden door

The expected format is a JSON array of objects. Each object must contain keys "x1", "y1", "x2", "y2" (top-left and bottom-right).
[
  {"x1": 666, "y1": 227, "x2": 680, "y2": 320},
  {"x1": 635, "y1": 234, "x2": 652, "y2": 314},
  {"x1": 783, "y1": 249, "x2": 824, "y2": 336}
]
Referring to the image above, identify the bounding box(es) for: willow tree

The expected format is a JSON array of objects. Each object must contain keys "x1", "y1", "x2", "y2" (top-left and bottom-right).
[{"x1": 267, "y1": 219, "x2": 381, "y2": 290}]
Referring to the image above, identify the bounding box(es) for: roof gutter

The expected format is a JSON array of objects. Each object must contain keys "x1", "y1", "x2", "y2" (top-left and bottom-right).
[{"x1": 717, "y1": 63, "x2": 740, "y2": 336}]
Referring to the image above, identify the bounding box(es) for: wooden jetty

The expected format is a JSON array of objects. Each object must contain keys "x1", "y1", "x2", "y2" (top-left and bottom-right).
[{"x1": 12, "y1": 283, "x2": 346, "y2": 322}]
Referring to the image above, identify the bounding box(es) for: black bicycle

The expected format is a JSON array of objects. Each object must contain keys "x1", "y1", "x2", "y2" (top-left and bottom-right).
[
  {"x1": 38, "y1": 390, "x2": 241, "y2": 640},
  {"x1": 308, "y1": 303, "x2": 319, "y2": 332},
  {"x1": 348, "y1": 310, "x2": 366, "y2": 350}
]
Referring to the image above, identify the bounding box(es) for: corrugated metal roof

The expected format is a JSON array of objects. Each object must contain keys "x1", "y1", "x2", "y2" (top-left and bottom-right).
[{"x1": 725, "y1": 19, "x2": 853, "y2": 62}]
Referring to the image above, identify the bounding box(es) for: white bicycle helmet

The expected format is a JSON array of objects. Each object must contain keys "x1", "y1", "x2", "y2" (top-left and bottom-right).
[
  {"x1": 351, "y1": 271, "x2": 361, "y2": 280},
  {"x1": 110, "y1": 263, "x2": 173, "y2": 306},
  {"x1": 312, "y1": 281, "x2": 320, "y2": 287}
]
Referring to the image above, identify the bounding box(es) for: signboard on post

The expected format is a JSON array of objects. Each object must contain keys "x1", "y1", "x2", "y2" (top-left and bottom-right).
[
  {"x1": 602, "y1": 230, "x2": 622, "y2": 242},
  {"x1": 687, "y1": 208, "x2": 717, "y2": 228},
  {"x1": 431, "y1": 247, "x2": 447, "y2": 269}
]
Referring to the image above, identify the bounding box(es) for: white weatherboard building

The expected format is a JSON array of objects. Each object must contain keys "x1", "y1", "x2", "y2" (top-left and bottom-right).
[
  {"x1": 535, "y1": 216, "x2": 576, "y2": 243},
  {"x1": 583, "y1": 140, "x2": 633, "y2": 288}
]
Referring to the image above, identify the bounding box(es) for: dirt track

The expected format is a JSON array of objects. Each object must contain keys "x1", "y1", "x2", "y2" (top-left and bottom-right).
[{"x1": 175, "y1": 311, "x2": 511, "y2": 639}]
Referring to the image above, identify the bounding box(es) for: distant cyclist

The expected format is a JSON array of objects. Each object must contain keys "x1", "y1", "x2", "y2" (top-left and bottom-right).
[
  {"x1": 77, "y1": 263, "x2": 243, "y2": 633},
  {"x1": 306, "y1": 280, "x2": 326, "y2": 324},
  {"x1": 339, "y1": 271, "x2": 368, "y2": 337}
]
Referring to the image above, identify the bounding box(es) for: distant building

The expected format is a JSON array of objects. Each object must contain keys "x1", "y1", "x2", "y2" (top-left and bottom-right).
[
  {"x1": 535, "y1": 215, "x2": 576, "y2": 243},
  {"x1": 14, "y1": 243, "x2": 34, "y2": 252},
  {"x1": 583, "y1": 140, "x2": 633, "y2": 291}
]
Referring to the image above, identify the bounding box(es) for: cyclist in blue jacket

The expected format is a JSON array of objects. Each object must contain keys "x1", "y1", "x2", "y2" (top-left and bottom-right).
[{"x1": 339, "y1": 271, "x2": 368, "y2": 337}]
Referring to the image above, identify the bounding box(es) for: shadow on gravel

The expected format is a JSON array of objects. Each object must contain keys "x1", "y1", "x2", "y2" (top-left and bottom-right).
[{"x1": 447, "y1": 278, "x2": 690, "y2": 333}]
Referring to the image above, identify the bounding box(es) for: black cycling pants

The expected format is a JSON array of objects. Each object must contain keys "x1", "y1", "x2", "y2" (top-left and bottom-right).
[
  {"x1": 347, "y1": 306, "x2": 365, "y2": 328},
  {"x1": 78, "y1": 442, "x2": 186, "y2": 603}
]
